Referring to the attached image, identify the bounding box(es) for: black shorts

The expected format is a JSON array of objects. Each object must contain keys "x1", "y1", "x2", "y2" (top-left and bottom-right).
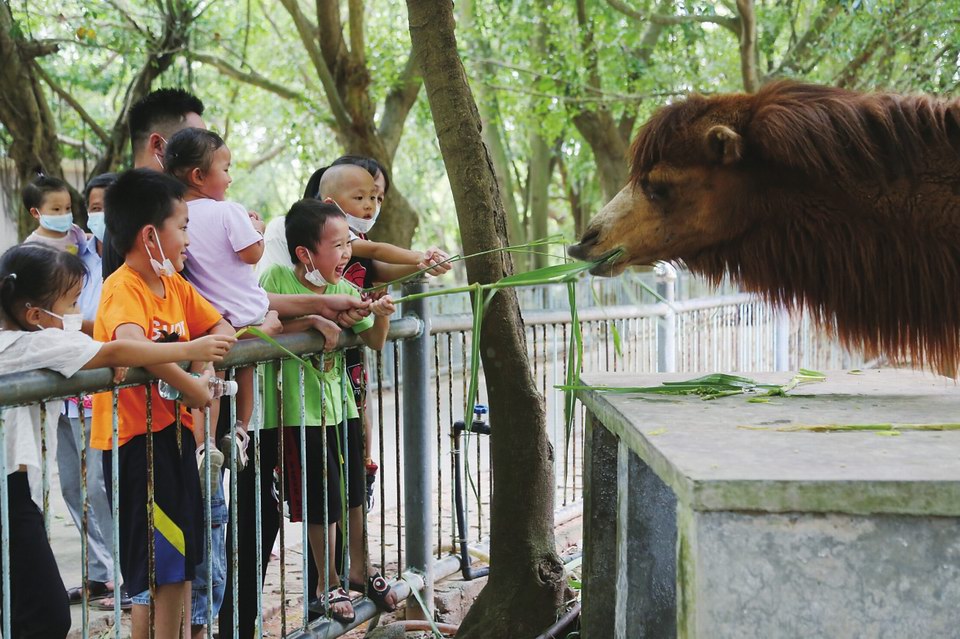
[
  {"x1": 282, "y1": 418, "x2": 365, "y2": 525},
  {"x1": 103, "y1": 423, "x2": 203, "y2": 594}
]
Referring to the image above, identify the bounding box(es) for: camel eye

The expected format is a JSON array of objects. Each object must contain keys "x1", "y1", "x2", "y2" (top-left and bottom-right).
[{"x1": 643, "y1": 179, "x2": 670, "y2": 203}]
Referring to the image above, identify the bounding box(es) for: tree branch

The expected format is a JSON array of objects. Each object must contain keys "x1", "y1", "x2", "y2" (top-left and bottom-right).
[
  {"x1": 605, "y1": 0, "x2": 740, "y2": 35},
  {"x1": 348, "y1": 0, "x2": 365, "y2": 67},
  {"x1": 33, "y1": 62, "x2": 110, "y2": 144},
  {"x1": 20, "y1": 40, "x2": 59, "y2": 58},
  {"x1": 736, "y1": 0, "x2": 759, "y2": 92},
  {"x1": 277, "y1": 0, "x2": 352, "y2": 131},
  {"x1": 770, "y1": 2, "x2": 842, "y2": 78},
  {"x1": 378, "y1": 53, "x2": 422, "y2": 158},
  {"x1": 185, "y1": 51, "x2": 315, "y2": 105}
]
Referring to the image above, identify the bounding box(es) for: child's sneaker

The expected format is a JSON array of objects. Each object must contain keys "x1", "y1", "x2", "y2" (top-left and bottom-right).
[
  {"x1": 219, "y1": 422, "x2": 250, "y2": 470},
  {"x1": 196, "y1": 438, "x2": 224, "y2": 497}
]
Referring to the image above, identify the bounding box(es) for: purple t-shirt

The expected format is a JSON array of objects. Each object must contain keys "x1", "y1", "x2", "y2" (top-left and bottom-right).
[{"x1": 184, "y1": 198, "x2": 269, "y2": 327}]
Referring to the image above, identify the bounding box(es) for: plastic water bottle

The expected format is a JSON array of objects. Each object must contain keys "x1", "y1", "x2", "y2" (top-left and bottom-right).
[{"x1": 158, "y1": 374, "x2": 238, "y2": 401}]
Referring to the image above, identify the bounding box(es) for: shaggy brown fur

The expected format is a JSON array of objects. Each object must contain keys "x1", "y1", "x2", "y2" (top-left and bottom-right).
[{"x1": 570, "y1": 81, "x2": 960, "y2": 374}]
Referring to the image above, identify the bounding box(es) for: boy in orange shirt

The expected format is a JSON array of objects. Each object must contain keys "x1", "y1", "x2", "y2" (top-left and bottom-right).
[{"x1": 91, "y1": 169, "x2": 235, "y2": 639}]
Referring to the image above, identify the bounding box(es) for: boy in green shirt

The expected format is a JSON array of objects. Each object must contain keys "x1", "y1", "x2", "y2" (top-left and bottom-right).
[{"x1": 259, "y1": 199, "x2": 395, "y2": 623}]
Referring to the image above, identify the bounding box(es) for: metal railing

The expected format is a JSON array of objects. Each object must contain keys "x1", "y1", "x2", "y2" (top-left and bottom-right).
[{"x1": 0, "y1": 273, "x2": 858, "y2": 637}]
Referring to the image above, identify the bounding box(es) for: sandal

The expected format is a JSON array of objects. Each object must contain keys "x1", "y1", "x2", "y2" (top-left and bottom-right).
[
  {"x1": 67, "y1": 580, "x2": 111, "y2": 605},
  {"x1": 309, "y1": 586, "x2": 355, "y2": 625},
  {"x1": 349, "y1": 572, "x2": 396, "y2": 613}
]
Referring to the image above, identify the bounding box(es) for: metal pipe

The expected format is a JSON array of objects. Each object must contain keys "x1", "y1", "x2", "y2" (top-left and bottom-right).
[
  {"x1": 534, "y1": 602, "x2": 582, "y2": 639},
  {"x1": 0, "y1": 318, "x2": 422, "y2": 408},
  {"x1": 400, "y1": 279, "x2": 435, "y2": 619}
]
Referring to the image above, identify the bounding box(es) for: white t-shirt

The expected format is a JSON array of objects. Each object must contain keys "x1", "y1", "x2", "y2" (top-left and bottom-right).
[
  {"x1": 257, "y1": 216, "x2": 292, "y2": 277},
  {"x1": 0, "y1": 328, "x2": 102, "y2": 505}
]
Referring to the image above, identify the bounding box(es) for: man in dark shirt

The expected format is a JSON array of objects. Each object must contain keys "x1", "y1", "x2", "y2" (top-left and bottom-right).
[{"x1": 101, "y1": 89, "x2": 206, "y2": 278}]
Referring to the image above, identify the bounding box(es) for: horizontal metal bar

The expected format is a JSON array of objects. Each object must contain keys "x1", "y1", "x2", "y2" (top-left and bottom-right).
[
  {"x1": 0, "y1": 317, "x2": 421, "y2": 408},
  {"x1": 429, "y1": 294, "x2": 759, "y2": 333}
]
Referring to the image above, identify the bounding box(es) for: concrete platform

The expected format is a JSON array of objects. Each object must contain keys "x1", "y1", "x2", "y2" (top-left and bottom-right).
[{"x1": 576, "y1": 369, "x2": 960, "y2": 639}]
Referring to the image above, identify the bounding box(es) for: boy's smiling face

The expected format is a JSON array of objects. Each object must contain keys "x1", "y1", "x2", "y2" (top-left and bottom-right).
[
  {"x1": 305, "y1": 216, "x2": 352, "y2": 285},
  {"x1": 152, "y1": 199, "x2": 190, "y2": 272}
]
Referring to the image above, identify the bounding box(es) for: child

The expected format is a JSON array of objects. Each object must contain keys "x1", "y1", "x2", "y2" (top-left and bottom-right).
[
  {"x1": 54, "y1": 173, "x2": 135, "y2": 610},
  {"x1": 164, "y1": 128, "x2": 283, "y2": 466},
  {"x1": 22, "y1": 173, "x2": 87, "y2": 255},
  {"x1": 260, "y1": 199, "x2": 396, "y2": 624},
  {"x1": 0, "y1": 243, "x2": 235, "y2": 638},
  {"x1": 90, "y1": 168, "x2": 237, "y2": 639}
]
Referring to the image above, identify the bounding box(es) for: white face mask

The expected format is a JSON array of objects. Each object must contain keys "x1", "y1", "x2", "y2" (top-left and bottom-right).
[
  {"x1": 145, "y1": 227, "x2": 175, "y2": 277},
  {"x1": 345, "y1": 210, "x2": 379, "y2": 235},
  {"x1": 304, "y1": 253, "x2": 329, "y2": 287},
  {"x1": 36, "y1": 307, "x2": 83, "y2": 331}
]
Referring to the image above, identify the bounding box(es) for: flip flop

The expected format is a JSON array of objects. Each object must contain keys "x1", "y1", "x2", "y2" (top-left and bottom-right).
[
  {"x1": 309, "y1": 586, "x2": 355, "y2": 625},
  {"x1": 67, "y1": 581, "x2": 111, "y2": 605},
  {"x1": 349, "y1": 572, "x2": 396, "y2": 613}
]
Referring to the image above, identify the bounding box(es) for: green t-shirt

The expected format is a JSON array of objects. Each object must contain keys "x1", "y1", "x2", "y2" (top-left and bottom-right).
[{"x1": 259, "y1": 265, "x2": 374, "y2": 427}]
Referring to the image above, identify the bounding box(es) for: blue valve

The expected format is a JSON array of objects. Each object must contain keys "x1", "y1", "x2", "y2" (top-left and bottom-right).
[{"x1": 473, "y1": 404, "x2": 488, "y2": 416}]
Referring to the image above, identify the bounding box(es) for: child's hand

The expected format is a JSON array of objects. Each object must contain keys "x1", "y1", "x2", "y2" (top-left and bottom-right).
[
  {"x1": 309, "y1": 315, "x2": 342, "y2": 352},
  {"x1": 315, "y1": 294, "x2": 369, "y2": 322},
  {"x1": 369, "y1": 295, "x2": 396, "y2": 317},
  {"x1": 181, "y1": 369, "x2": 214, "y2": 409},
  {"x1": 112, "y1": 367, "x2": 129, "y2": 384},
  {"x1": 418, "y1": 247, "x2": 453, "y2": 276},
  {"x1": 188, "y1": 335, "x2": 237, "y2": 363},
  {"x1": 259, "y1": 310, "x2": 283, "y2": 336},
  {"x1": 248, "y1": 210, "x2": 266, "y2": 235}
]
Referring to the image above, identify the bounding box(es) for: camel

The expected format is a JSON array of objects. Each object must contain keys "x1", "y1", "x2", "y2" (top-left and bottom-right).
[{"x1": 569, "y1": 81, "x2": 960, "y2": 373}]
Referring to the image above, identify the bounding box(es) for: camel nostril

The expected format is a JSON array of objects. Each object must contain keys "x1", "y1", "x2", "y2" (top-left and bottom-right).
[
  {"x1": 579, "y1": 228, "x2": 600, "y2": 247},
  {"x1": 568, "y1": 227, "x2": 600, "y2": 260}
]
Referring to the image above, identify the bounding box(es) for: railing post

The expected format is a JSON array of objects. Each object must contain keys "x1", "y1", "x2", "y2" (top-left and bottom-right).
[
  {"x1": 401, "y1": 279, "x2": 434, "y2": 618},
  {"x1": 774, "y1": 307, "x2": 791, "y2": 372},
  {"x1": 656, "y1": 262, "x2": 677, "y2": 373}
]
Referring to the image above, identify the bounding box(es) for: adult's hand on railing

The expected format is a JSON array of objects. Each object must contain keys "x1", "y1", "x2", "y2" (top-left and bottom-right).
[
  {"x1": 111, "y1": 367, "x2": 129, "y2": 384},
  {"x1": 319, "y1": 294, "x2": 371, "y2": 323},
  {"x1": 308, "y1": 315, "x2": 342, "y2": 352}
]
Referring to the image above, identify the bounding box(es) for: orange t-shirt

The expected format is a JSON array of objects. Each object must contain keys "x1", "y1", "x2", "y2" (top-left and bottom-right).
[{"x1": 91, "y1": 264, "x2": 222, "y2": 450}]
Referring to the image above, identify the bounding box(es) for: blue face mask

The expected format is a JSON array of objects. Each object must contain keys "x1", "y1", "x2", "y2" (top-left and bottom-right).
[
  {"x1": 86, "y1": 212, "x2": 106, "y2": 242},
  {"x1": 38, "y1": 213, "x2": 74, "y2": 234}
]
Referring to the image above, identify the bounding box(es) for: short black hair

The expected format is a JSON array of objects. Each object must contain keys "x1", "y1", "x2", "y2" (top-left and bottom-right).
[
  {"x1": 0, "y1": 244, "x2": 86, "y2": 329},
  {"x1": 105, "y1": 169, "x2": 186, "y2": 257},
  {"x1": 128, "y1": 88, "x2": 205, "y2": 155},
  {"x1": 302, "y1": 155, "x2": 390, "y2": 199},
  {"x1": 164, "y1": 128, "x2": 224, "y2": 184},
  {"x1": 82, "y1": 172, "x2": 118, "y2": 206},
  {"x1": 22, "y1": 174, "x2": 70, "y2": 211},
  {"x1": 285, "y1": 199, "x2": 346, "y2": 264}
]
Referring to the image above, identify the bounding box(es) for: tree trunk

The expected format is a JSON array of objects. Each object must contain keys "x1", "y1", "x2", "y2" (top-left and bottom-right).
[
  {"x1": 405, "y1": 1, "x2": 565, "y2": 637},
  {"x1": 0, "y1": 0, "x2": 64, "y2": 239}
]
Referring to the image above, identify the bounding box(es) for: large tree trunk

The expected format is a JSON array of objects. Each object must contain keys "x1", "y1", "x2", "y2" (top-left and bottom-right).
[
  {"x1": 0, "y1": 0, "x2": 64, "y2": 239},
  {"x1": 405, "y1": 2, "x2": 565, "y2": 637}
]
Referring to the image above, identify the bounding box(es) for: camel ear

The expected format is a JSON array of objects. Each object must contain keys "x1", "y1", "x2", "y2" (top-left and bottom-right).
[{"x1": 705, "y1": 125, "x2": 743, "y2": 165}]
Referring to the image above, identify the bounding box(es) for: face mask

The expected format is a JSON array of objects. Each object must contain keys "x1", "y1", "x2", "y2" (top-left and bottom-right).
[
  {"x1": 345, "y1": 210, "x2": 379, "y2": 235},
  {"x1": 304, "y1": 254, "x2": 329, "y2": 287},
  {"x1": 87, "y1": 212, "x2": 106, "y2": 242},
  {"x1": 144, "y1": 227, "x2": 175, "y2": 277},
  {"x1": 38, "y1": 213, "x2": 73, "y2": 234},
  {"x1": 32, "y1": 306, "x2": 83, "y2": 332}
]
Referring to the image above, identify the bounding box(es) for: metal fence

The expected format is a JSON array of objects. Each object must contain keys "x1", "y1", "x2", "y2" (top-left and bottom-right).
[{"x1": 0, "y1": 271, "x2": 858, "y2": 638}]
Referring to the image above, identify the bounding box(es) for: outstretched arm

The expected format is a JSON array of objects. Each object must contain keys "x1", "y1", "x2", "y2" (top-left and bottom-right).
[{"x1": 267, "y1": 292, "x2": 370, "y2": 323}]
